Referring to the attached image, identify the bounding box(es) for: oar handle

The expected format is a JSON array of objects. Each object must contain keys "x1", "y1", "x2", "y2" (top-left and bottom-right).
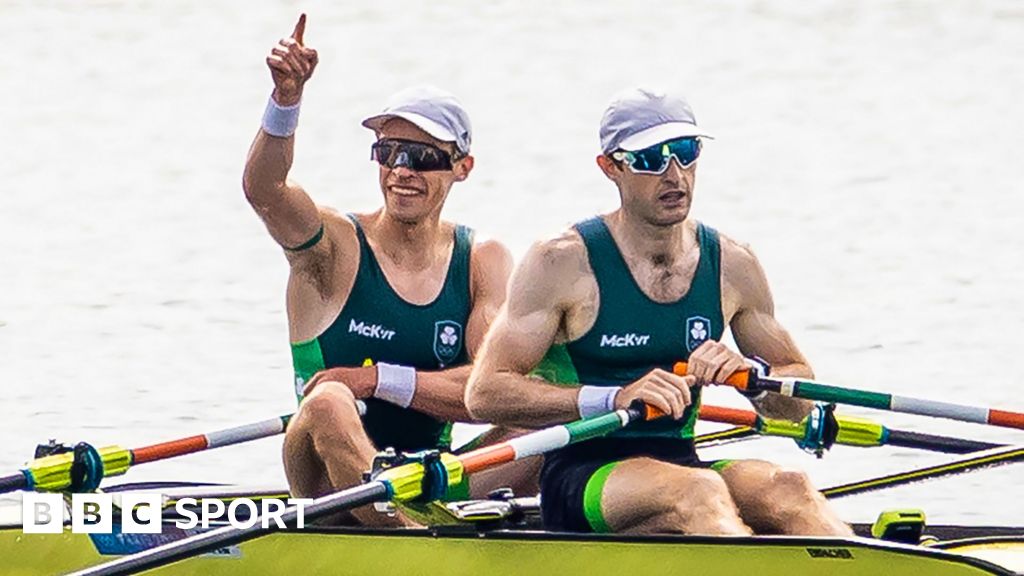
[{"x1": 672, "y1": 362, "x2": 754, "y2": 390}]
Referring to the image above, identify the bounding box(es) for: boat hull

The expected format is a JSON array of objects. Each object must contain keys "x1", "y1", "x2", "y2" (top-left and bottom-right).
[{"x1": 2, "y1": 524, "x2": 1021, "y2": 576}]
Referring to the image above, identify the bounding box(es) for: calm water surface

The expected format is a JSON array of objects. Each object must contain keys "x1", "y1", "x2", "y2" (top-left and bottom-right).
[{"x1": 1, "y1": 0, "x2": 1023, "y2": 524}]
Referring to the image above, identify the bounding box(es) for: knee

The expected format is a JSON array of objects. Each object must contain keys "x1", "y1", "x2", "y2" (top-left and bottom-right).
[
  {"x1": 760, "y1": 467, "x2": 819, "y2": 513},
  {"x1": 656, "y1": 468, "x2": 734, "y2": 519},
  {"x1": 293, "y1": 382, "x2": 363, "y2": 434}
]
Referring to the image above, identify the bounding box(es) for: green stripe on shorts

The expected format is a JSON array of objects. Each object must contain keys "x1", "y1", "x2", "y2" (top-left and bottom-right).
[
  {"x1": 583, "y1": 462, "x2": 619, "y2": 533},
  {"x1": 710, "y1": 459, "x2": 735, "y2": 473}
]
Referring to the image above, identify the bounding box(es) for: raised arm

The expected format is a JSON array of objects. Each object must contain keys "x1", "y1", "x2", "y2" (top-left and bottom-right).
[
  {"x1": 725, "y1": 241, "x2": 815, "y2": 421},
  {"x1": 242, "y1": 14, "x2": 323, "y2": 251}
]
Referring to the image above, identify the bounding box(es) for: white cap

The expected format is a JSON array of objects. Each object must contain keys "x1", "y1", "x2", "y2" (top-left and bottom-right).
[
  {"x1": 362, "y1": 86, "x2": 472, "y2": 154},
  {"x1": 599, "y1": 87, "x2": 713, "y2": 153}
]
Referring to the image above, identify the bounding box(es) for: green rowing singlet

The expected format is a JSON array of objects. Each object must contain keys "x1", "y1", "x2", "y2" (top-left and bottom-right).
[
  {"x1": 533, "y1": 217, "x2": 725, "y2": 439},
  {"x1": 290, "y1": 215, "x2": 473, "y2": 452}
]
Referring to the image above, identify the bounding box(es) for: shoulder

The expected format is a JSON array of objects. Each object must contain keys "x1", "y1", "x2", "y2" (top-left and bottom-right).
[
  {"x1": 714, "y1": 228, "x2": 773, "y2": 310},
  {"x1": 516, "y1": 227, "x2": 589, "y2": 279},
  {"x1": 510, "y1": 227, "x2": 592, "y2": 304},
  {"x1": 470, "y1": 236, "x2": 513, "y2": 271},
  {"x1": 468, "y1": 235, "x2": 514, "y2": 296},
  {"x1": 715, "y1": 229, "x2": 765, "y2": 282}
]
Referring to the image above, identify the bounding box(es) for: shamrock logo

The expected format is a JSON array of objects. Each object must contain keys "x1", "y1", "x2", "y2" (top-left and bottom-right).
[
  {"x1": 690, "y1": 321, "x2": 707, "y2": 341},
  {"x1": 440, "y1": 326, "x2": 459, "y2": 346},
  {"x1": 433, "y1": 321, "x2": 464, "y2": 366},
  {"x1": 685, "y1": 316, "x2": 711, "y2": 352}
]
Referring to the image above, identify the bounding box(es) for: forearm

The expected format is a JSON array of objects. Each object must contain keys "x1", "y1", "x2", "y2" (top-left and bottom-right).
[
  {"x1": 466, "y1": 369, "x2": 582, "y2": 429},
  {"x1": 243, "y1": 129, "x2": 295, "y2": 209},
  {"x1": 750, "y1": 361, "x2": 815, "y2": 421},
  {"x1": 241, "y1": 111, "x2": 320, "y2": 248},
  {"x1": 408, "y1": 365, "x2": 475, "y2": 422}
]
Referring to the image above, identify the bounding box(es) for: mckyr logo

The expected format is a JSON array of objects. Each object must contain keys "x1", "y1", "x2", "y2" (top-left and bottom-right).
[{"x1": 599, "y1": 333, "x2": 651, "y2": 348}]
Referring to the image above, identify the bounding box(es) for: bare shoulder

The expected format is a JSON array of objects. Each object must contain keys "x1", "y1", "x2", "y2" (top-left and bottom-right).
[
  {"x1": 470, "y1": 236, "x2": 514, "y2": 272},
  {"x1": 716, "y1": 229, "x2": 773, "y2": 314},
  {"x1": 469, "y1": 235, "x2": 514, "y2": 298},
  {"x1": 509, "y1": 228, "x2": 591, "y2": 305},
  {"x1": 526, "y1": 228, "x2": 588, "y2": 271},
  {"x1": 718, "y1": 231, "x2": 767, "y2": 285}
]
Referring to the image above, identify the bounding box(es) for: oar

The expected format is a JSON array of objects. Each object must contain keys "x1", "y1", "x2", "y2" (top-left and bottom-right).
[
  {"x1": 0, "y1": 415, "x2": 292, "y2": 494},
  {"x1": 822, "y1": 444, "x2": 1024, "y2": 499},
  {"x1": 674, "y1": 362, "x2": 1024, "y2": 431},
  {"x1": 67, "y1": 404, "x2": 661, "y2": 576},
  {"x1": 698, "y1": 404, "x2": 1000, "y2": 454},
  {"x1": 694, "y1": 425, "x2": 759, "y2": 447}
]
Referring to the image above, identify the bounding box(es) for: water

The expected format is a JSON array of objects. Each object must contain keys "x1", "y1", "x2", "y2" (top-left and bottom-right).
[{"x1": 1, "y1": 0, "x2": 1023, "y2": 525}]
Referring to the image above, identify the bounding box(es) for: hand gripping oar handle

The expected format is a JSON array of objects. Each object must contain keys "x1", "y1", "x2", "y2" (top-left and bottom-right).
[
  {"x1": 672, "y1": 362, "x2": 755, "y2": 390},
  {"x1": 674, "y1": 362, "x2": 1024, "y2": 432},
  {"x1": 67, "y1": 405, "x2": 658, "y2": 576}
]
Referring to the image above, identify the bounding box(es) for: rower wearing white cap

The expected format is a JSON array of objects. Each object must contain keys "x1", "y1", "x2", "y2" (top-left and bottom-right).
[
  {"x1": 243, "y1": 14, "x2": 536, "y2": 526},
  {"x1": 467, "y1": 87, "x2": 853, "y2": 536}
]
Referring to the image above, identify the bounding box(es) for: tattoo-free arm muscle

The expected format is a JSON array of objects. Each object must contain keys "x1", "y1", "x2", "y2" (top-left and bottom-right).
[
  {"x1": 243, "y1": 130, "x2": 324, "y2": 250},
  {"x1": 466, "y1": 239, "x2": 585, "y2": 428},
  {"x1": 726, "y1": 242, "x2": 815, "y2": 420}
]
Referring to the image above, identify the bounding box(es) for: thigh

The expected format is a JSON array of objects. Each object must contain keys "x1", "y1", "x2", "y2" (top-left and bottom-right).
[{"x1": 599, "y1": 457, "x2": 730, "y2": 534}]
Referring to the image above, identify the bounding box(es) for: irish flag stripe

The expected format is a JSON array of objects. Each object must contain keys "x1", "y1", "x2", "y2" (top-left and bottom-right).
[
  {"x1": 206, "y1": 416, "x2": 290, "y2": 448},
  {"x1": 793, "y1": 381, "x2": 893, "y2": 410},
  {"x1": 508, "y1": 427, "x2": 571, "y2": 459}
]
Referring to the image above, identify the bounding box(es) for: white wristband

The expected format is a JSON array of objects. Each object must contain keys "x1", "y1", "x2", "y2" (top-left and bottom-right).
[
  {"x1": 261, "y1": 96, "x2": 301, "y2": 138},
  {"x1": 374, "y1": 363, "x2": 417, "y2": 408},
  {"x1": 577, "y1": 385, "x2": 621, "y2": 418}
]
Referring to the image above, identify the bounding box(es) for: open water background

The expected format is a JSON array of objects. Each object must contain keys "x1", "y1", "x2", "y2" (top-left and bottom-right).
[{"x1": 1, "y1": 0, "x2": 1023, "y2": 525}]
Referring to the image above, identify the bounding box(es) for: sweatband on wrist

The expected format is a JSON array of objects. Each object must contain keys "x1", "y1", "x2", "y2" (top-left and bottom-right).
[
  {"x1": 261, "y1": 96, "x2": 301, "y2": 138},
  {"x1": 739, "y1": 357, "x2": 770, "y2": 400},
  {"x1": 374, "y1": 363, "x2": 416, "y2": 408},
  {"x1": 577, "y1": 385, "x2": 621, "y2": 418}
]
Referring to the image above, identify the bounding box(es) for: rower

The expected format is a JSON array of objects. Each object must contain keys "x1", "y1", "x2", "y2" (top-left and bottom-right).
[
  {"x1": 243, "y1": 14, "x2": 537, "y2": 526},
  {"x1": 466, "y1": 87, "x2": 853, "y2": 536}
]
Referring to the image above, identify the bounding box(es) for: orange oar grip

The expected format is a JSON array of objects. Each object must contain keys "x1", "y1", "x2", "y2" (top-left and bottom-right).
[
  {"x1": 643, "y1": 404, "x2": 666, "y2": 421},
  {"x1": 672, "y1": 362, "x2": 753, "y2": 391},
  {"x1": 698, "y1": 405, "x2": 759, "y2": 427}
]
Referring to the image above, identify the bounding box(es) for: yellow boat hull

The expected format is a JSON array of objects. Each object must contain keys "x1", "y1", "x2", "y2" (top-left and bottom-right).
[{"x1": 2, "y1": 525, "x2": 1021, "y2": 576}]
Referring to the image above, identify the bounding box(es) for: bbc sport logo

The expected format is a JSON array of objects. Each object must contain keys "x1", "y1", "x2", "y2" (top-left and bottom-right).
[{"x1": 21, "y1": 493, "x2": 313, "y2": 534}]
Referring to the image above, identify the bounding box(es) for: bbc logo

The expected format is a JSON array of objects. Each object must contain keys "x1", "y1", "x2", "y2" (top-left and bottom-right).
[
  {"x1": 22, "y1": 493, "x2": 163, "y2": 534},
  {"x1": 21, "y1": 492, "x2": 312, "y2": 533}
]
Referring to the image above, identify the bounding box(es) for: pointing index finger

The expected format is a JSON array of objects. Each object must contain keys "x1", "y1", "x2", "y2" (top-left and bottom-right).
[{"x1": 292, "y1": 13, "x2": 306, "y2": 45}]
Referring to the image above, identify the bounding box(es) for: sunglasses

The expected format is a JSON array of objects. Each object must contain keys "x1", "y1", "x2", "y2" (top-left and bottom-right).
[
  {"x1": 611, "y1": 137, "x2": 702, "y2": 175},
  {"x1": 371, "y1": 138, "x2": 455, "y2": 172}
]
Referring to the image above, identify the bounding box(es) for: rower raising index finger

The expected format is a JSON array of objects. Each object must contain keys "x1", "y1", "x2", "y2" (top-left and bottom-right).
[{"x1": 292, "y1": 13, "x2": 306, "y2": 46}]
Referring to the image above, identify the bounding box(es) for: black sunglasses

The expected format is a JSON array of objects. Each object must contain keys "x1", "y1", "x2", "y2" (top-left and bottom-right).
[{"x1": 371, "y1": 138, "x2": 455, "y2": 172}]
